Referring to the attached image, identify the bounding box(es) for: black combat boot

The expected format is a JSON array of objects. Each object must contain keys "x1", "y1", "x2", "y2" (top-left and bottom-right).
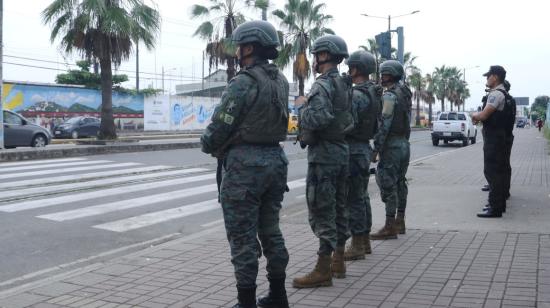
[
  {"x1": 233, "y1": 286, "x2": 257, "y2": 308},
  {"x1": 257, "y1": 276, "x2": 289, "y2": 308}
]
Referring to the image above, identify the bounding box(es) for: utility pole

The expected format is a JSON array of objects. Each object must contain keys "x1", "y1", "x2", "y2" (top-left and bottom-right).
[
  {"x1": 162, "y1": 66, "x2": 165, "y2": 94},
  {"x1": 201, "y1": 51, "x2": 205, "y2": 91},
  {"x1": 0, "y1": 0, "x2": 4, "y2": 149},
  {"x1": 136, "y1": 41, "x2": 139, "y2": 92}
]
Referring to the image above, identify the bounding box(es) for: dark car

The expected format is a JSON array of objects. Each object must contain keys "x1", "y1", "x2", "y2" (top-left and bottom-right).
[
  {"x1": 516, "y1": 117, "x2": 527, "y2": 128},
  {"x1": 54, "y1": 116, "x2": 100, "y2": 139},
  {"x1": 2, "y1": 110, "x2": 52, "y2": 148}
]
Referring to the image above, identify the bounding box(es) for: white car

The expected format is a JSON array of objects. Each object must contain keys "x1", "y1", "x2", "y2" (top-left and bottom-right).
[{"x1": 431, "y1": 112, "x2": 478, "y2": 147}]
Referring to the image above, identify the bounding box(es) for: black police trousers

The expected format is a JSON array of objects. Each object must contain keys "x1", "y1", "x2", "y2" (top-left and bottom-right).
[
  {"x1": 483, "y1": 128, "x2": 507, "y2": 213},
  {"x1": 504, "y1": 133, "x2": 514, "y2": 198}
]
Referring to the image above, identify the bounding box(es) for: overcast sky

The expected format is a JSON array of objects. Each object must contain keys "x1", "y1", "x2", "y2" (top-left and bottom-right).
[{"x1": 3, "y1": 0, "x2": 550, "y2": 110}]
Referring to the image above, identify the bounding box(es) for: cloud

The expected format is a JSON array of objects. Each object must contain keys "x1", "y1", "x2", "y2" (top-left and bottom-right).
[
  {"x1": 52, "y1": 92, "x2": 78, "y2": 104},
  {"x1": 74, "y1": 96, "x2": 95, "y2": 105},
  {"x1": 30, "y1": 94, "x2": 46, "y2": 103}
]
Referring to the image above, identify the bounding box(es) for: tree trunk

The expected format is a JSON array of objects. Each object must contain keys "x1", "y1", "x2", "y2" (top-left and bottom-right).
[
  {"x1": 225, "y1": 17, "x2": 236, "y2": 82},
  {"x1": 440, "y1": 97, "x2": 445, "y2": 112},
  {"x1": 450, "y1": 102, "x2": 453, "y2": 111},
  {"x1": 415, "y1": 94, "x2": 421, "y2": 126},
  {"x1": 428, "y1": 103, "x2": 433, "y2": 127},
  {"x1": 298, "y1": 75, "x2": 305, "y2": 97},
  {"x1": 99, "y1": 57, "x2": 117, "y2": 140}
]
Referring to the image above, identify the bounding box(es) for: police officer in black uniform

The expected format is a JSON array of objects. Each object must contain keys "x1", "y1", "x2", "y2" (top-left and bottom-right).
[{"x1": 472, "y1": 65, "x2": 513, "y2": 218}]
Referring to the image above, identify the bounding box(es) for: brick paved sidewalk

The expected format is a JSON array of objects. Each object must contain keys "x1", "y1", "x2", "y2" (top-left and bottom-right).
[{"x1": 1, "y1": 129, "x2": 549, "y2": 308}]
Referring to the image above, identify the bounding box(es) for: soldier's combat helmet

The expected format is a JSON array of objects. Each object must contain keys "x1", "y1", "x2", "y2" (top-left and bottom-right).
[
  {"x1": 379, "y1": 60, "x2": 404, "y2": 79},
  {"x1": 311, "y1": 35, "x2": 349, "y2": 58},
  {"x1": 231, "y1": 20, "x2": 280, "y2": 47},
  {"x1": 346, "y1": 50, "x2": 376, "y2": 75}
]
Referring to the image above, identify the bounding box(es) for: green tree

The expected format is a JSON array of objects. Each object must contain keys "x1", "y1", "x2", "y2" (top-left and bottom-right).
[
  {"x1": 424, "y1": 73, "x2": 436, "y2": 125},
  {"x1": 56, "y1": 60, "x2": 128, "y2": 88},
  {"x1": 43, "y1": 0, "x2": 161, "y2": 140},
  {"x1": 409, "y1": 69, "x2": 424, "y2": 126},
  {"x1": 532, "y1": 95, "x2": 549, "y2": 119},
  {"x1": 273, "y1": 0, "x2": 334, "y2": 96},
  {"x1": 191, "y1": 0, "x2": 264, "y2": 83}
]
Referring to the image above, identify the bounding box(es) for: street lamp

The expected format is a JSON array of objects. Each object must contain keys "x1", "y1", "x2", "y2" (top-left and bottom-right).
[{"x1": 361, "y1": 10, "x2": 420, "y2": 32}]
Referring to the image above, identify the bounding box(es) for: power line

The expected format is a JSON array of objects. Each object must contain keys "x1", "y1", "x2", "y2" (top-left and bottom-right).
[{"x1": 4, "y1": 54, "x2": 201, "y2": 79}]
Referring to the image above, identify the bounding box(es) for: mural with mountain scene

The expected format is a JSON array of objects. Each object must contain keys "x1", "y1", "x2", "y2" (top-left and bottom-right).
[{"x1": 1, "y1": 82, "x2": 144, "y2": 116}]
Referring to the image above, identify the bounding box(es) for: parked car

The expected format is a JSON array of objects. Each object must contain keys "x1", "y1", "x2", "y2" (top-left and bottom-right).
[
  {"x1": 431, "y1": 112, "x2": 478, "y2": 147},
  {"x1": 516, "y1": 117, "x2": 527, "y2": 128},
  {"x1": 54, "y1": 116, "x2": 100, "y2": 139},
  {"x1": 2, "y1": 110, "x2": 52, "y2": 148}
]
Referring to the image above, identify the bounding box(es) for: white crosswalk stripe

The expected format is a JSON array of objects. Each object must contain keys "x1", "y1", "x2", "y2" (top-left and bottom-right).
[
  {"x1": 0, "y1": 157, "x2": 87, "y2": 167},
  {"x1": 1, "y1": 157, "x2": 308, "y2": 233},
  {"x1": 0, "y1": 162, "x2": 142, "y2": 180}
]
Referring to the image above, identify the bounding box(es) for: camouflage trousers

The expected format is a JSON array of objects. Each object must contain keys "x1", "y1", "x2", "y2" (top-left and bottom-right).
[
  {"x1": 221, "y1": 145, "x2": 289, "y2": 288},
  {"x1": 376, "y1": 137, "x2": 410, "y2": 217},
  {"x1": 347, "y1": 149, "x2": 373, "y2": 237},
  {"x1": 306, "y1": 163, "x2": 349, "y2": 256}
]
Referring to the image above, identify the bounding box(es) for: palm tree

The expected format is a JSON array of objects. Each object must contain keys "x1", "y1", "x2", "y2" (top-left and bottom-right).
[
  {"x1": 360, "y1": 38, "x2": 380, "y2": 82},
  {"x1": 432, "y1": 65, "x2": 453, "y2": 112},
  {"x1": 402, "y1": 52, "x2": 418, "y2": 82},
  {"x1": 409, "y1": 69, "x2": 424, "y2": 126},
  {"x1": 42, "y1": 0, "x2": 160, "y2": 140},
  {"x1": 424, "y1": 73, "x2": 436, "y2": 126},
  {"x1": 273, "y1": 0, "x2": 334, "y2": 96},
  {"x1": 190, "y1": 1, "x2": 249, "y2": 83}
]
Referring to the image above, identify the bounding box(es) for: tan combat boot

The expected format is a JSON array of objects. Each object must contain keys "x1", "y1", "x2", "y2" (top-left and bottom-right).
[
  {"x1": 370, "y1": 216, "x2": 398, "y2": 240},
  {"x1": 395, "y1": 212, "x2": 406, "y2": 234},
  {"x1": 293, "y1": 255, "x2": 333, "y2": 288},
  {"x1": 331, "y1": 247, "x2": 346, "y2": 278},
  {"x1": 364, "y1": 233, "x2": 372, "y2": 254},
  {"x1": 344, "y1": 236, "x2": 366, "y2": 261}
]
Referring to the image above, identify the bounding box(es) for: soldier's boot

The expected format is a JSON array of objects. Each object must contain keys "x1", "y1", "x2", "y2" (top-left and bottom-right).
[
  {"x1": 364, "y1": 233, "x2": 372, "y2": 254},
  {"x1": 292, "y1": 255, "x2": 333, "y2": 288},
  {"x1": 344, "y1": 236, "x2": 365, "y2": 261},
  {"x1": 331, "y1": 247, "x2": 346, "y2": 278},
  {"x1": 257, "y1": 276, "x2": 289, "y2": 308},
  {"x1": 232, "y1": 286, "x2": 257, "y2": 308},
  {"x1": 395, "y1": 212, "x2": 406, "y2": 235},
  {"x1": 370, "y1": 216, "x2": 398, "y2": 240}
]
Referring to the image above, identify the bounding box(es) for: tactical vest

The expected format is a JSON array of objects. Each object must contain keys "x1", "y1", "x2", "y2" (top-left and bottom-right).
[
  {"x1": 388, "y1": 83, "x2": 412, "y2": 137},
  {"x1": 317, "y1": 73, "x2": 354, "y2": 141},
  {"x1": 236, "y1": 64, "x2": 289, "y2": 144},
  {"x1": 347, "y1": 82, "x2": 382, "y2": 141},
  {"x1": 482, "y1": 89, "x2": 514, "y2": 132}
]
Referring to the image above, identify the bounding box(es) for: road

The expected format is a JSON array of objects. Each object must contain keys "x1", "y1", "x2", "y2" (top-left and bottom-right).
[{"x1": 0, "y1": 130, "x2": 465, "y2": 290}]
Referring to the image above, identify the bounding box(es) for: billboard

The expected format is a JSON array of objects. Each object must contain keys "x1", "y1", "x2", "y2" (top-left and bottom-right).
[{"x1": 144, "y1": 95, "x2": 218, "y2": 131}]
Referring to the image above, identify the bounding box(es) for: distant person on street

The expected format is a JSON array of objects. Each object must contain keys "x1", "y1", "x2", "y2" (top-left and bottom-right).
[
  {"x1": 537, "y1": 119, "x2": 544, "y2": 132},
  {"x1": 472, "y1": 65, "x2": 514, "y2": 218}
]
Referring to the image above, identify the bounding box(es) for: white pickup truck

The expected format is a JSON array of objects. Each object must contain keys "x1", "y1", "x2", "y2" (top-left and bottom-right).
[{"x1": 431, "y1": 112, "x2": 478, "y2": 147}]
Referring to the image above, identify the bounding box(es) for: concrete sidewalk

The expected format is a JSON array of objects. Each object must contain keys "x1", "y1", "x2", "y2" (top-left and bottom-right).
[{"x1": 0, "y1": 128, "x2": 549, "y2": 308}]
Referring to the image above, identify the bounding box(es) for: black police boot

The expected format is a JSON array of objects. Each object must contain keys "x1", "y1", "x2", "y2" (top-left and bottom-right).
[
  {"x1": 483, "y1": 204, "x2": 506, "y2": 213},
  {"x1": 481, "y1": 184, "x2": 490, "y2": 192},
  {"x1": 232, "y1": 286, "x2": 257, "y2": 308},
  {"x1": 257, "y1": 277, "x2": 289, "y2": 308},
  {"x1": 477, "y1": 207, "x2": 502, "y2": 218}
]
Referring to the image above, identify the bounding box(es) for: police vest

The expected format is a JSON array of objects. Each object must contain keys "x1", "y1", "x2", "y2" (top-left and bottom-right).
[
  {"x1": 347, "y1": 82, "x2": 382, "y2": 141},
  {"x1": 388, "y1": 83, "x2": 412, "y2": 137},
  {"x1": 317, "y1": 73, "x2": 354, "y2": 141},
  {"x1": 482, "y1": 89, "x2": 515, "y2": 132},
  {"x1": 236, "y1": 64, "x2": 289, "y2": 144}
]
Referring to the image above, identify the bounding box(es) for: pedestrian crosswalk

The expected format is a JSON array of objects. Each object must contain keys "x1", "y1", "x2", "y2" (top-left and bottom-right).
[{"x1": 0, "y1": 157, "x2": 307, "y2": 233}]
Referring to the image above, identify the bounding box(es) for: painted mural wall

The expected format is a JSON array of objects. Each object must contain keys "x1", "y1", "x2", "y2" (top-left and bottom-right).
[
  {"x1": 144, "y1": 95, "x2": 218, "y2": 131},
  {"x1": 2, "y1": 82, "x2": 144, "y2": 130}
]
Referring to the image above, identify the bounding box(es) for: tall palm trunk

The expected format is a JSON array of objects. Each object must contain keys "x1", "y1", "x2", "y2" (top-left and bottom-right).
[
  {"x1": 225, "y1": 17, "x2": 236, "y2": 81},
  {"x1": 440, "y1": 97, "x2": 445, "y2": 112},
  {"x1": 428, "y1": 103, "x2": 433, "y2": 127},
  {"x1": 415, "y1": 94, "x2": 421, "y2": 126},
  {"x1": 298, "y1": 76, "x2": 305, "y2": 96},
  {"x1": 99, "y1": 56, "x2": 117, "y2": 140}
]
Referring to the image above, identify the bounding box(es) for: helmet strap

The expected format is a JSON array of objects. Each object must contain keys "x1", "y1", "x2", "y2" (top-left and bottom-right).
[{"x1": 314, "y1": 54, "x2": 333, "y2": 74}]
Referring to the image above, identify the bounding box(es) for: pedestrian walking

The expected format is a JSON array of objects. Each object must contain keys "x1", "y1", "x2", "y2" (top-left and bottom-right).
[
  {"x1": 537, "y1": 119, "x2": 544, "y2": 132},
  {"x1": 200, "y1": 20, "x2": 290, "y2": 308},
  {"x1": 472, "y1": 65, "x2": 514, "y2": 218},
  {"x1": 292, "y1": 34, "x2": 354, "y2": 288},
  {"x1": 342, "y1": 50, "x2": 382, "y2": 260},
  {"x1": 370, "y1": 60, "x2": 412, "y2": 240}
]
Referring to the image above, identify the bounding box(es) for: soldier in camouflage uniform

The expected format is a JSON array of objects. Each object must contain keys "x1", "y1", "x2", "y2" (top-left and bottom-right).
[
  {"x1": 371, "y1": 60, "x2": 412, "y2": 240},
  {"x1": 292, "y1": 35, "x2": 354, "y2": 288},
  {"x1": 342, "y1": 50, "x2": 382, "y2": 260},
  {"x1": 201, "y1": 20, "x2": 290, "y2": 308}
]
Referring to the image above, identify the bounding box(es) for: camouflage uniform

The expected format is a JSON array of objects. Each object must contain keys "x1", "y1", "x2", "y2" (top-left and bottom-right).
[
  {"x1": 371, "y1": 67, "x2": 412, "y2": 239},
  {"x1": 300, "y1": 67, "x2": 351, "y2": 256},
  {"x1": 346, "y1": 81, "x2": 381, "y2": 238},
  {"x1": 201, "y1": 60, "x2": 290, "y2": 290}
]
